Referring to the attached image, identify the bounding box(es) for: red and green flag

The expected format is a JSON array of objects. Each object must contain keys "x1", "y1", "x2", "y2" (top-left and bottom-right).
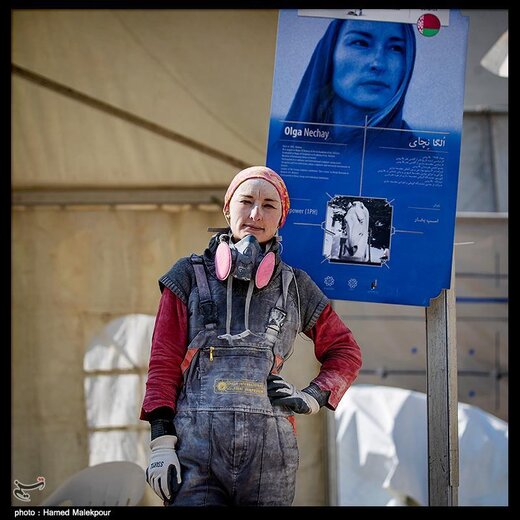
[{"x1": 417, "y1": 14, "x2": 441, "y2": 37}]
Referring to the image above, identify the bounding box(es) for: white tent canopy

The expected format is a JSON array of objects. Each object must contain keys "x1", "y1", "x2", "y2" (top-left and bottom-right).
[{"x1": 12, "y1": 10, "x2": 278, "y2": 189}]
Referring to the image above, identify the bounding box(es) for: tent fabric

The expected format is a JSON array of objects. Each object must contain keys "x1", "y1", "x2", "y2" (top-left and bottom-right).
[
  {"x1": 84, "y1": 313, "x2": 154, "y2": 372},
  {"x1": 335, "y1": 384, "x2": 508, "y2": 506},
  {"x1": 12, "y1": 10, "x2": 278, "y2": 188}
]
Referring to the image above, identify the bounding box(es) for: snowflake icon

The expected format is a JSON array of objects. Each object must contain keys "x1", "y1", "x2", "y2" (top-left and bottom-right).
[
  {"x1": 347, "y1": 278, "x2": 358, "y2": 289},
  {"x1": 324, "y1": 276, "x2": 335, "y2": 287}
]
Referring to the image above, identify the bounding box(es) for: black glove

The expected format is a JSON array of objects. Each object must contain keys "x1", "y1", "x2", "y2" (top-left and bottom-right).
[{"x1": 267, "y1": 374, "x2": 321, "y2": 414}]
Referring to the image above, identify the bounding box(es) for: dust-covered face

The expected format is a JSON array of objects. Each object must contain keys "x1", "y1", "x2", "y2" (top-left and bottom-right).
[{"x1": 228, "y1": 179, "x2": 282, "y2": 244}]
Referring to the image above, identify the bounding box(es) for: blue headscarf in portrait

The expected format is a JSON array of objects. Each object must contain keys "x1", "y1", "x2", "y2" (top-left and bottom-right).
[{"x1": 286, "y1": 19, "x2": 416, "y2": 135}]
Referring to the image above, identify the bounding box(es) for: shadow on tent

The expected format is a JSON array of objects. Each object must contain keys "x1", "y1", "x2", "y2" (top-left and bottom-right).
[{"x1": 41, "y1": 461, "x2": 145, "y2": 506}]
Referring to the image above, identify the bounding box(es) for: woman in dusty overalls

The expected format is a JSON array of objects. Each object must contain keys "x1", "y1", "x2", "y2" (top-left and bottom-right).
[{"x1": 141, "y1": 166, "x2": 362, "y2": 506}]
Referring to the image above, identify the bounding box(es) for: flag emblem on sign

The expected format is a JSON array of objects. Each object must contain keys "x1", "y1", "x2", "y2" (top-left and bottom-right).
[{"x1": 417, "y1": 14, "x2": 441, "y2": 37}]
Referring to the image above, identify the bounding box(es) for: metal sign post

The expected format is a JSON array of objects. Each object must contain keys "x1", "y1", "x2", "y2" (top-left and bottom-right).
[{"x1": 425, "y1": 265, "x2": 459, "y2": 505}]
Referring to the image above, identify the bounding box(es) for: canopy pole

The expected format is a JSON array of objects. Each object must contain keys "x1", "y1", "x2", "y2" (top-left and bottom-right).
[{"x1": 425, "y1": 263, "x2": 459, "y2": 505}]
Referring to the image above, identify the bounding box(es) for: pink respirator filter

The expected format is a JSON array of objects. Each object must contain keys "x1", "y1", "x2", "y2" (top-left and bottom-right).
[
  {"x1": 215, "y1": 242, "x2": 232, "y2": 281},
  {"x1": 255, "y1": 251, "x2": 275, "y2": 289}
]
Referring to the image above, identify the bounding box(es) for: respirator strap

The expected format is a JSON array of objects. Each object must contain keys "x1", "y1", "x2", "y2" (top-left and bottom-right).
[
  {"x1": 219, "y1": 265, "x2": 257, "y2": 345},
  {"x1": 244, "y1": 278, "x2": 255, "y2": 332},
  {"x1": 225, "y1": 275, "x2": 233, "y2": 337}
]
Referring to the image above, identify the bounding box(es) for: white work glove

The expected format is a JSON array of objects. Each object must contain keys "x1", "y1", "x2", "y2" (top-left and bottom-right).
[
  {"x1": 146, "y1": 435, "x2": 182, "y2": 503},
  {"x1": 267, "y1": 374, "x2": 320, "y2": 415}
]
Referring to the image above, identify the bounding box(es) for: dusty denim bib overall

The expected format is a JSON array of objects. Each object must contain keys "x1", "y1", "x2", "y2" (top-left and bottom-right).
[{"x1": 168, "y1": 247, "x2": 302, "y2": 506}]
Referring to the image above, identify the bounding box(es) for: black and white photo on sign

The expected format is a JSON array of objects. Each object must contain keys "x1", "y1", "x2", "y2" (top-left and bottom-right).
[{"x1": 323, "y1": 195, "x2": 392, "y2": 265}]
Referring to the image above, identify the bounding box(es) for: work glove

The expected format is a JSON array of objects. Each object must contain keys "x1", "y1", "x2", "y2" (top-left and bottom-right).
[
  {"x1": 267, "y1": 374, "x2": 320, "y2": 415},
  {"x1": 146, "y1": 434, "x2": 182, "y2": 503}
]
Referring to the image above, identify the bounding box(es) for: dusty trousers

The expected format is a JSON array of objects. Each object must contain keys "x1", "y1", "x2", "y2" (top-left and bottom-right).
[
  {"x1": 171, "y1": 410, "x2": 298, "y2": 506},
  {"x1": 170, "y1": 336, "x2": 299, "y2": 506}
]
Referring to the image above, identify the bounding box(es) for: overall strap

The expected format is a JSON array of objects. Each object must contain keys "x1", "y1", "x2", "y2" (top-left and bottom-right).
[
  {"x1": 281, "y1": 266, "x2": 294, "y2": 309},
  {"x1": 272, "y1": 264, "x2": 294, "y2": 314},
  {"x1": 190, "y1": 254, "x2": 217, "y2": 328},
  {"x1": 267, "y1": 265, "x2": 295, "y2": 373}
]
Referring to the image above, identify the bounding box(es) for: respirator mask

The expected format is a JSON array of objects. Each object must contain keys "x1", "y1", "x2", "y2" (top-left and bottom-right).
[{"x1": 215, "y1": 234, "x2": 276, "y2": 289}]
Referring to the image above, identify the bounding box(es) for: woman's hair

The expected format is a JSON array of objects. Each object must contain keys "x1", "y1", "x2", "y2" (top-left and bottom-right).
[{"x1": 286, "y1": 19, "x2": 416, "y2": 130}]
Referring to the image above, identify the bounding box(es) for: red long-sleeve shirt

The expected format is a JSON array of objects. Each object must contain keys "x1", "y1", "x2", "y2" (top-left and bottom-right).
[{"x1": 141, "y1": 288, "x2": 361, "y2": 420}]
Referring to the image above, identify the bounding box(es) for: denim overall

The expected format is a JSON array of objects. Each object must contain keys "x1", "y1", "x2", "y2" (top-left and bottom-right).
[{"x1": 167, "y1": 245, "x2": 303, "y2": 506}]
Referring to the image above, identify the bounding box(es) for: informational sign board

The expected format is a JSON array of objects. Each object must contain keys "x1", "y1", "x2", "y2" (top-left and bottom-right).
[{"x1": 266, "y1": 9, "x2": 469, "y2": 306}]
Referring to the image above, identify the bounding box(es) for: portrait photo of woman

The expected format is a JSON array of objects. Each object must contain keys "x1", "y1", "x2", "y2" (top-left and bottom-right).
[{"x1": 285, "y1": 18, "x2": 417, "y2": 148}]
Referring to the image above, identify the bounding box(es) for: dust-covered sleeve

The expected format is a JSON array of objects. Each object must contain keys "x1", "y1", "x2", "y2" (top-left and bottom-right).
[
  {"x1": 305, "y1": 304, "x2": 362, "y2": 410},
  {"x1": 293, "y1": 267, "x2": 362, "y2": 410}
]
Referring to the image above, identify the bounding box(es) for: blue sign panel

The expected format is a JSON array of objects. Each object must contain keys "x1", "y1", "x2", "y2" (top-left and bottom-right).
[{"x1": 266, "y1": 9, "x2": 469, "y2": 306}]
